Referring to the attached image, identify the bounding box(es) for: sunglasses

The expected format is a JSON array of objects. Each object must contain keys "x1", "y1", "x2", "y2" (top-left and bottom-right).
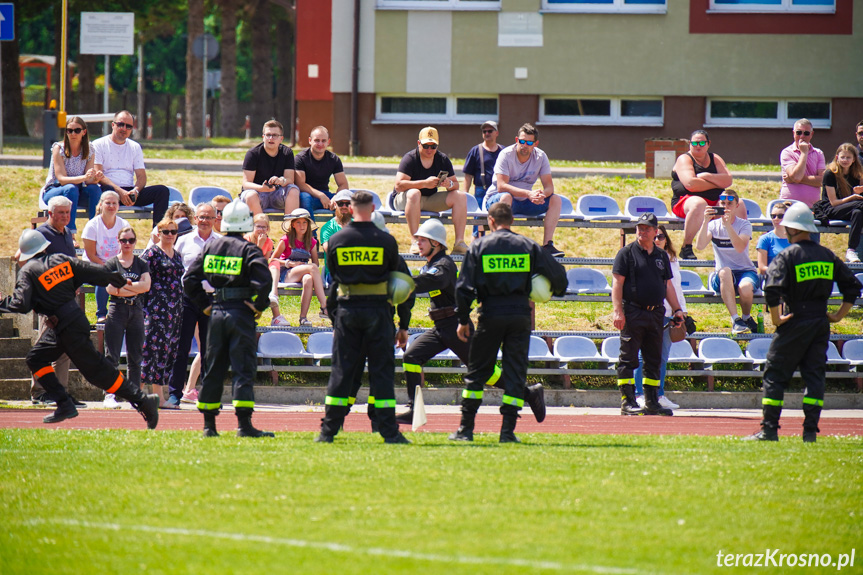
[
  {"x1": 161, "y1": 229, "x2": 178, "y2": 236},
  {"x1": 67, "y1": 127, "x2": 85, "y2": 134},
  {"x1": 336, "y1": 201, "x2": 351, "y2": 207},
  {"x1": 857, "y1": 131, "x2": 863, "y2": 137},
  {"x1": 690, "y1": 140, "x2": 708, "y2": 147},
  {"x1": 118, "y1": 238, "x2": 136, "y2": 244},
  {"x1": 655, "y1": 234, "x2": 666, "y2": 241},
  {"x1": 215, "y1": 209, "x2": 223, "y2": 216},
  {"x1": 482, "y1": 129, "x2": 495, "y2": 134},
  {"x1": 113, "y1": 122, "x2": 133, "y2": 130},
  {"x1": 421, "y1": 143, "x2": 438, "y2": 150},
  {"x1": 795, "y1": 130, "x2": 811, "y2": 136},
  {"x1": 517, "y1": 139, "x2": 536, "y2": 146},
  {"x1": 771, "y1": 213, "x2": 784, "y2": 219}
]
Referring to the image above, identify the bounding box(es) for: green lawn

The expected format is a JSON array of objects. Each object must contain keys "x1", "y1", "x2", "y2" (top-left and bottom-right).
[{"x1": 0, "y1": 430, "x2": 860, "y2": 574}]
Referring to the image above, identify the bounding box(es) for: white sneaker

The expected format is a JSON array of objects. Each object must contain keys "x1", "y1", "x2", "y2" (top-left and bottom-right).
[
  {"x1": 846, "y1": 248, "x2": 860, "y2": 263},
  {"x1": 658, "y1": 395, "x2": 679, "y2": 409},
  {"x1": 103, "y1": 394, "x2": 120, "y2": 409},
  {"x1": 635, "y1": 395, "x2": 645, "y2": 408},
  {"x1": 271, "y1": 315, "x2": 290, "y2": 327}
]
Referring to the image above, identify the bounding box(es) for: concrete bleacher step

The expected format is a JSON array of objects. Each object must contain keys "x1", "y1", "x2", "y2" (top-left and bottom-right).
[
  {"x1": 0, "y1": 318, "x2": 17, "y2": 339},
  {"x1": 0, "y1": 337, "x2": 33, "y2": 359}
]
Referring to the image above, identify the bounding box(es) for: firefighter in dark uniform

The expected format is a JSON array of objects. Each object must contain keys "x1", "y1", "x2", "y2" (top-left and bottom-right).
[
  {"x1": 612, "y1": 213, "x2": 686, "y2": 417},
  {"x1": 0, "y1": 229, "x2": 160, "y2": 427},
  {"x1": 744, "y1": 203, "x2": 862, "y2": 442},
  {"x1": 317, "y1": 191, "x2": 414, "y2": 444},
  {"x1": 450, "y1": 203, "x2": 566, "y2": 443},
  {"x1": 397, "y1": 218, "x2": 546, "y2": 425},
  {"x1": 184, "y1": 199, "x2": 274, "y2": 438}
]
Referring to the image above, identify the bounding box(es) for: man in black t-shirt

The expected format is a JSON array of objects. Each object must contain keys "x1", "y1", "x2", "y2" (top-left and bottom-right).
[
  {"x1": 241, "y1": 120, "x2": 300, "y2": 216},
  {"x1": 295, "y1": 126, "x2": 350, "y2": 214},
  {"x1": 393, "y1": 126, "x2": 469, "y2": 255}
]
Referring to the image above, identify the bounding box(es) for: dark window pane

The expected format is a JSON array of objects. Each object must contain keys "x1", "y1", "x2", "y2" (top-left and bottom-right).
[
  {"x1": 456, "y1": 98, "x2": 498, "y2": 115},
  {"x1": 545, "y1": 99, "x2": 611, "y2": 116},
  {"x1": 381, "y1": 97, "x2": 446, "y2": 114},
  {"x1": 710, "y1": 101, "x2": 778, "y2": 119},
  {"x1": 788, "y1": 101, "x2": 830, "y2": 120},
  {"x1": 621, "y1": 100, "x2": 662, "y2": 117}
]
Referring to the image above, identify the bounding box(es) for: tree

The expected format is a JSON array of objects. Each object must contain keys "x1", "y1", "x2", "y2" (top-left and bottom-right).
[
  {"x1": 217, "y1": 0, "x2": 240, "y2": 138},
  {"x1": 273, "y1": 2, "x2": 294, "y2": 144},
  {"x1": 248, "y1": 0, "x2": 274, "y2": 132},
  {"x1": 185, "y1": 0, "x2": 204, "y2": 138},
  {"x1": 1, "y1": 8, "x2": 27, "y2": 136}
]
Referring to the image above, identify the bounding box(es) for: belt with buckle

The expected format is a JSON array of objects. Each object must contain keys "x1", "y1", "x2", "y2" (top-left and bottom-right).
[
  {"x1": 213, "y1": 287, "x2": 254, "y2": 302},
  {"x1": 338, "y1": 282, "x2": 388, "y2": 298},
  {"x1": 625, "y1": 301, "x2": 662, "y2": 311},
  {"x1": 109, "y1": 296, "x2": 138, "y2": 306}
]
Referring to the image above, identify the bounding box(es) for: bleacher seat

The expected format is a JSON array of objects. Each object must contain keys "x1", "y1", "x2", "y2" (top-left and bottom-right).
[
  {"x1": 827, "y1": 342, "x2": 851, "y2": 367},
  {"x1": 841, "y1": 339, "x2": 863, "y2": 367},
  {"x1": 600, "y1": 336, "x2": 620, "y2": 365},
  {"x1": 697, "y1": 337, "x2": 754, "y2": 368},
  {"x1": 558, "y1": 195, "x2": 583, "y2": 221},
  {"x1": 742, "y1": 198, "x2": 770, "y2": 224},
  {"x1": 678, "y1": 269, "x2": 713, "y2": 295},
  {"x1": 306, "y1": 331, "x2": 334, "y2": 360},
  {"x1": 553, "y1": 336, "x2": 604, "y2": 364},
  {"x1": 527, "y1": 336, "x2": 554, "y2": 361},
  {"x1": 167, "y1": 186, "x2": 184, "y2": 206},
  {"x1": 768, "y1": 198, "x2": 849, "y2": 228},
  {"x1": 744, "y1": 337, "x2": 772, "y2": 366},
  {"x1": 189, "y1": 186, "x2": 231, "y2": 207},
  {"x1": 623, "y1": 196, "x2": 678, "y2": 222},
  {"x1": 257, "y1": 331, "x2": 310, "y2": 359},
  {"x1": 565, "y1": 268, "x2": 611, "y2": 294},
  {"x1": 441, "y1": 192, "x2": 482, "y2": 218},
  {"x1": 668, "y1": 340, "x2": 704, "y2": 365},
  {"x1": 575, "y1": 194, "x2": 627, "y2": 221}
]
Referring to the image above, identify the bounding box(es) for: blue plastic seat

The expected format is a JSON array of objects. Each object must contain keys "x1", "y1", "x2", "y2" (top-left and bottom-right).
[
  {"x1": 257, "y1": 331, "x2": 310, "y2": 359},
  {"x1": 167, "y1": 186, "x2": 185, "y2": 206},
  {"x1": 697, "y1": 337, "x2": 754, "y2": 368},
  {"x1": 553, "y1": 336, "x2": 603, "y2": 363},
  {"x1": 565, "y1": 268, "x2": 610, "y2": 294},
  {"x1": 668, "y1": 340, "x2": 704, "y2": 365},
  {"x1": 623, "y1": 196, "x2": 679, "y2": 222},
  {"x1": 678, "y1": 269, "x2": 713, "y2": 295},
  {"x1": 600, "y1": 336, "x2": 620, "y2": 365},
  {"x1": 742, "y1": 198, "x2": 770, "y2": 224},
  {"x1": 826, "y1": 342, "x2": 851, "y2": 366},
  {"x1": 575, "y1": 194, "x2": 627, "y2": 221},
  {"x1": 744, "y1": 337, "x2": 772, "y2": 366},
  {"x1": 527, "y1": 336, "x2": 554, "y2": 361},
  {"x1": 306, "y1": 331, "x2": 334, "y2": 360},
  {"x1": 189, "y1": 186, "x2": 232, "y2": 207},
  {"x1": 841, "y1": 339, "x2": 863, "y2": 367}
]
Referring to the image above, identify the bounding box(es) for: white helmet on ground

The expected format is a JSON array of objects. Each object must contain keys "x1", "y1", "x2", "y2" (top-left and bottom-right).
[
  {"x1": 18, "y1": 229, "x2": 51, "y2": 262},
  {"x1": 414, "y1": 219, "x2": 448, "y2": 249},
  {"x1": 780, "y1": 202, "x2": 818, "y2": 233},
  {"x1": 221, "y1": 199, "x2": 253, "y2": 233}
]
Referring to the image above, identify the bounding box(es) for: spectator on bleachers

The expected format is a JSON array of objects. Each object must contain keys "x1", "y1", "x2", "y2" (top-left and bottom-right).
[
  {"x1": 140, "y1": 218, "x2": 185, "y2": 409},
  {"x1": 696, "y1": 189, "x2": 758, "y2": 334},
  {"x1": 82, "y1": 191, "x2": 128, "y2": 327},
  {"x1": 294, "y1": 126, "x2": 349, "y2": 214},
  {"x1": 393, "y1": 126, "x2": 468, "y2": 255},
  {"x1": 319, "y1": 189, "x2": 354, "y2": 284},
  {"x1": 812, "y1": 143, "x2": 863, "y2": 263},
  {"x1": 670, "y1": 130, "x2": 737, "y2": 260},
  {"x1": 268, "y1": 208, "x2": 328, "y2": 327},
  {"x1": 485, "y1": 123, "x2": 564, "y2": 257},
  {"x1": 211, "y1": 195, "x2": 232, "y2": 233},
  {"x1": 757, "y1": 200, "x2": 792, "y2": 276},
  {"x1": 856, "y1": 121, "x2": 863, "y2": 165},
  {"x1": 241, "y1": 120, "x2": 300, "y2": 216},
  {"x1": 634, "y1": 225, "x2": 686, "y2": 410},
  {"x1": 147, "y1": 202, "x2": 195, "y2": 248},
  {"x1": 779, "y1": 118, "x2": 825, "y2": 208},
  {"x1": 104, "y1": 227, "x2": 151, "y2": 404},
  {"x1": 244, "y1": 213, "x2": 275, "y2": 258},
  {"x1": 41, "y1": 116, "x2": 103, "y2": 237},
  {"x1": 462, "y1": 120, "x2": 503, "y2": 238},
  {"x1": 92, "y1": 110, "x2": 170, "y2": 226}
]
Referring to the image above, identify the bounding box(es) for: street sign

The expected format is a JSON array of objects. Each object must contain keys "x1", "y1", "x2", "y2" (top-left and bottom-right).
[
  {"x1": 80, "y1": 12, "x2": 134, "y2": 55},
  {"x1": 193, "y1": 33, "x2": 219, "y2": 61},
  {"x1": 0, "y1": 3, "x2": 14, "y2": 41}
]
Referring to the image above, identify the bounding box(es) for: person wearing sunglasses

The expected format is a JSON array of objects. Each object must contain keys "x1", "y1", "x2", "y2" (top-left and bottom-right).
[
  {"x1": 756, "y1": 200, "x2": 791, "y2": 278},
  {"x1": 484, "y1": 123, "x2": 565, "y2": 258},
  {"x1": 696, "y1": 189, "x2": 759, "y2": 334},
  {"x1": 241, "y1": 119, "x2": 300, "y2": 217},
  {"x1": 210, "y1": 195, "x2": 232, "y2": 233},
  {"x1": 779, "y1": 118, "x2": 825, "y2": 208},
  {"x1": 670, "y1": 129, "x2": 737, "y2": 260},
  {"x1": 92, "y1": 110, "x2": 170, "y2": 227},
  {"x1": 855, "y1": 120, "x2": 863, "y2": 166},
  {"x1": 393, "y1": 126, "x2": 469, "y2": 256},
  {"x1": 461, "y1": 120, "x2": 503, "y2": 238},
  {"x1": 294, "y1": 126, "x2": 350, "y2": 214},
  {"x1": 813, "y1": 143, "x2": 863, "y2": 263},
  {"x1": 319, "y1": 189, "x2": 355, "y2": 284}
]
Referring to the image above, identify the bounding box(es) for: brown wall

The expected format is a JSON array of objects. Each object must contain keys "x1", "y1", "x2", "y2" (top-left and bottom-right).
[{"x1": 296, "y1": 100, "x2": 334, "y2": 148}]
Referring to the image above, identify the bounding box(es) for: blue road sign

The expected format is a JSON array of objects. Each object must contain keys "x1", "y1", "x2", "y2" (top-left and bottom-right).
[{"x1": 0, "y1": 4, "x2": 14, "y2": 41}]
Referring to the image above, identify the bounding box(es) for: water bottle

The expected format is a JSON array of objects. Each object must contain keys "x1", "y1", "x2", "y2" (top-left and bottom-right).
[{"x1": 756, "y1": 306, "x2": 764, "y2": 334}]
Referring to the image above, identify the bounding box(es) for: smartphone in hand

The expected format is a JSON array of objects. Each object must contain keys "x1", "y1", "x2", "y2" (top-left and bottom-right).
[
  {"x1": 437, "y1": 171, "x2": 449, "y2": 184},
  {"x1": 713, "y1": 206, "x2": 725, "y2": 216}
]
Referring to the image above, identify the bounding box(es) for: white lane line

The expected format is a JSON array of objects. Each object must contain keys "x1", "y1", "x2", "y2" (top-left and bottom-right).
[{"x1": 24, "y1": 518, "x2": 651, "y2": 574}]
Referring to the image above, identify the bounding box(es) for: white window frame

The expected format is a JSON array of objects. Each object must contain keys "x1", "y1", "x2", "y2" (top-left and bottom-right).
[
  {"x1": 708, "y1": 0, "x2": 834, "y2": 14},
  {"x1": 538, "y1": 96, "x2": 664, "y2": 127},
  {"x1": 540, "y1": 0, "x2": 666, "y2": 15},
  {"x1": 377, "y1": 0, "x2": 501, "y2": 11},
  {"x1": 705, "y1": 98, "x2": 831, "y2": 129},
  {"x1": 374, "y1": 95, "x2": 499, "y2": 124}
]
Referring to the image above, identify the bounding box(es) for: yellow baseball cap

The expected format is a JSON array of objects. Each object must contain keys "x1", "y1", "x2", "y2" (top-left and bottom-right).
[{"x1": 419, "y1": 126, "x2": 439, "y2": 145}]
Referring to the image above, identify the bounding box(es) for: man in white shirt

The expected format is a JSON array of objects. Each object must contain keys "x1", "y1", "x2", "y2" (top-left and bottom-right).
[{"x1": 92, "y1": 110, "x2": 169, "y2": 226}]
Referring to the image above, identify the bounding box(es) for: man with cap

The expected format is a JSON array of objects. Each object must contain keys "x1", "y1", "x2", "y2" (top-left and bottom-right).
[
  {"x1": 462, "y1": 121, "x2": 504, "y2": 238},
  {"x1": 319, "y1": 189, "x2": 354, "y2": 284},
  {"x1": 612, "y1": 213, "x2": 686, "y2": 416},
  {"x1": 294, "y1": 125, "x2": 350, "y2": 214},
  {"x1": 744, "y1": 203, "x2": 861, "y2": 442},
  {"x1": 0, "y1": 229, "x2": 160, "y2": 427},
  {"x1": 317, "y1": 191, "x2": 413, "y2": 444},
  {"x1": 450, "y1": 203, "x2": 567, "y2": 443},
  {"x1": 392, "y1": 126, "x2": 469, "y2": 255},
  {"x1": 184, "y1": 199, "x2": 275, "y2": 438},
  {"x1": 396, "y1": 218, "x2": 546, "y2": 425}
]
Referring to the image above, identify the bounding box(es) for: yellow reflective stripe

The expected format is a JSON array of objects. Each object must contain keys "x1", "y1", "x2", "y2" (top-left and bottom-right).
[
  {"x1": 502, "y1": 395, "x2": 524, "y2": 408},
  {"x1": 486, "y1": 365, "x2": 502, "y2": 387},
  {"x1": 197, "y1": 401, "x2": 221, "y2": 411},
  {"x1": 325, "y1": 396, "x2": 349, "y2": 406},
  {"x1": 762, "y1": 398, "x2": 784, "y2": 407},
  {"x1": 462, "y1": 389, "x2": 483, "y2": 399},
  {"x1": 336, "y1": 247, "x2": 383, "y2": 265},
  {"x1": 232, "y1": 400, "x2": 255, "y2": 409},
  {"x1": 367, "y1": 395, "x2": 375, "y2": 404},
  {"x1": 617, "y1": 378, "x2": 634, "y2": 386},
  {"x1": 348, "y1": 396, "x2": 356, "y2": 405},
  {"x1": 802, "y1": 397, "x2": 824, "y2": 407},
  {"x1": 403, "y1": 363, "x2": 423, "y2": 373},
  {"x1": 428, "y1": 289, "x2": 441, "y2": 297},
  {"x1": 643, "y1": 378, "x2": 660, "y2": 387},
  {"x1": 374, "y1": 398, "x2": 396, "y2": 409}
]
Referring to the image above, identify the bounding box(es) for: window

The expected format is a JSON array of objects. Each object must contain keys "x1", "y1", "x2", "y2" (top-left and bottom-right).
[
  {"x1": 706, "y1": 99, "x2": 831, "y2": 128},
  {"x1": 377, "y1": 0, "x2": 500, "y2": 10},
  {"x1": 539, "y1": 97, "x2": 663, "y2": 126},
  {"x1": 376, "y1": 95, "x2": 498, "y2": 123},
  {"x1": 541, "y1": 0, "x2": 666, "y2": 14},
  {"x1": 709, "y1": 0, "x2": 834, "y2": 13}
]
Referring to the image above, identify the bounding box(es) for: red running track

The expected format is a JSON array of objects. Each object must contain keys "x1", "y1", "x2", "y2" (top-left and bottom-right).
[{"x1": 2, "y1": 408, "x2": 861, "y2": 437}]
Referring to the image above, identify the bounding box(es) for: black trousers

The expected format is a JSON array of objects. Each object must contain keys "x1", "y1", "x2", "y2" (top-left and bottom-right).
[
  {"x1": 617, "y1": 305, "x2": 664, "y2": 384},
  {"x1": 762, "y1": 315, "x2": 829, "y2": 432},
  {"x1": 461, "y1": 312, "x2": 530, "y2": 416},
  {"x1": 402, "y1": 316, "x2": 473, "y2": 402},
  {"x1": 100, "y1": 183, "x2": 169, "y2": 226},
  {"x1": 197, "y1": 304, "x2": 257, "y2": 413},
  {"x1": 321, "y1": 302, "x2": 398, "y2": 438},
  {"x1": 822, "y1": 200, "x2": 863, "y2": 250},
  {"x1": 170, "y1": 295, "x2": 209, "y2": 400}
]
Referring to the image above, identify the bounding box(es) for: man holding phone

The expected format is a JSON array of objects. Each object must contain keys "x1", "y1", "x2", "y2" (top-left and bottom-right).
[
  {"x1": 392, "y1": 127, "x2": 469, "y2": 255},
  {"x1": 241, "y1": 120, "x2": 300, "y2": 216},
  {"x1": 696, "y1": 189, "x2": 758, "y2": 334}
]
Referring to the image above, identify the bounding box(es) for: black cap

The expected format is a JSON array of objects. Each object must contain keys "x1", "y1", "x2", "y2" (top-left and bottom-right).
[
  {"x1": 175, "y1": 217, "x2": 194, "y2": 236},
  {"x1": 636, "y1": 213, "x2": 658, "y2": 228}
]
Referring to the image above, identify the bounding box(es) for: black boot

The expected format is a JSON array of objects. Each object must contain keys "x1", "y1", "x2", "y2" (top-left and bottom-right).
[
  {"x1": 43, "y1": 397, "x2": 78, "y2": 424},
  {"x1": 499, "y1": 412, "x2": 521, "y2": 443},
  {"x1": 743, "y1": 404, "x2": 781, "y2": 441},
  {"x1": 318, "y1": 404, "x2": 348, "y2": 442},
  {"x1": 802, "y1": 402, "x2": 821, "y2": 443},
  {"x1": 384, "y1": 432, "x2": 411, "y2": 444},
  {"x1": 524, "y1": 383, "x2": 546, "y2": 423},
  {"x1": 236, "y1": 407, "x2": 274, "y2": 438},
  {"x1": 202, "y1": 411, "x2": 219, "y2": 437},
  {"x1": 115, "y1": 379, "x2": 159, "y2": 429},
  {"x1": 642, "y1": 386, "x2": 673, "y2": 416},
  {"x1": 449, "y1": 410, "x2": 475, "y2": 442},
  {"x1": 395, "y1": 402, "x2": 414, "y2": 425},
  {"x1": 620, "y1": 384, "x2": 643, "y2": 416}
]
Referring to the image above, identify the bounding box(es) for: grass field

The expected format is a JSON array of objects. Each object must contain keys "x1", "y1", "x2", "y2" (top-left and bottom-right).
[{"x1": 0, "y1": 429, "x2": 860, "y2": 574}]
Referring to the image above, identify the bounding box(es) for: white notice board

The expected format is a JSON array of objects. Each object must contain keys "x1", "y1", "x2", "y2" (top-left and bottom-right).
[{"x1": 80, "y1": 12, "x2": 135, "y2": 55}]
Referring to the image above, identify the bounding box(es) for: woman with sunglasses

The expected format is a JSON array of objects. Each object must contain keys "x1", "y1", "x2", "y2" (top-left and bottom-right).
[
  {"x1": 815, "y1": 143, "x2": 863, "y2": 263},
  {"x1": 670, "y1": 130, "x2": 742, "y2": 260},
  {"x1": 103, "y1": 227, "x2": 151, "y2": 406},
  {"x1": 140, "y1": 218, "x2": 185, "y2": 408},
  {"x1": 633, "y1": 225, "x2": 686, "y2": 410},
  {"x1": 756, "y1": 200, "x2": 792, "y2": 277},
  {"x1": 41, "y1": 116, "x2": 104, "y2": 238},
  {"x1": 81, "y1": 191, "x2": 129, "y2": 326}
]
